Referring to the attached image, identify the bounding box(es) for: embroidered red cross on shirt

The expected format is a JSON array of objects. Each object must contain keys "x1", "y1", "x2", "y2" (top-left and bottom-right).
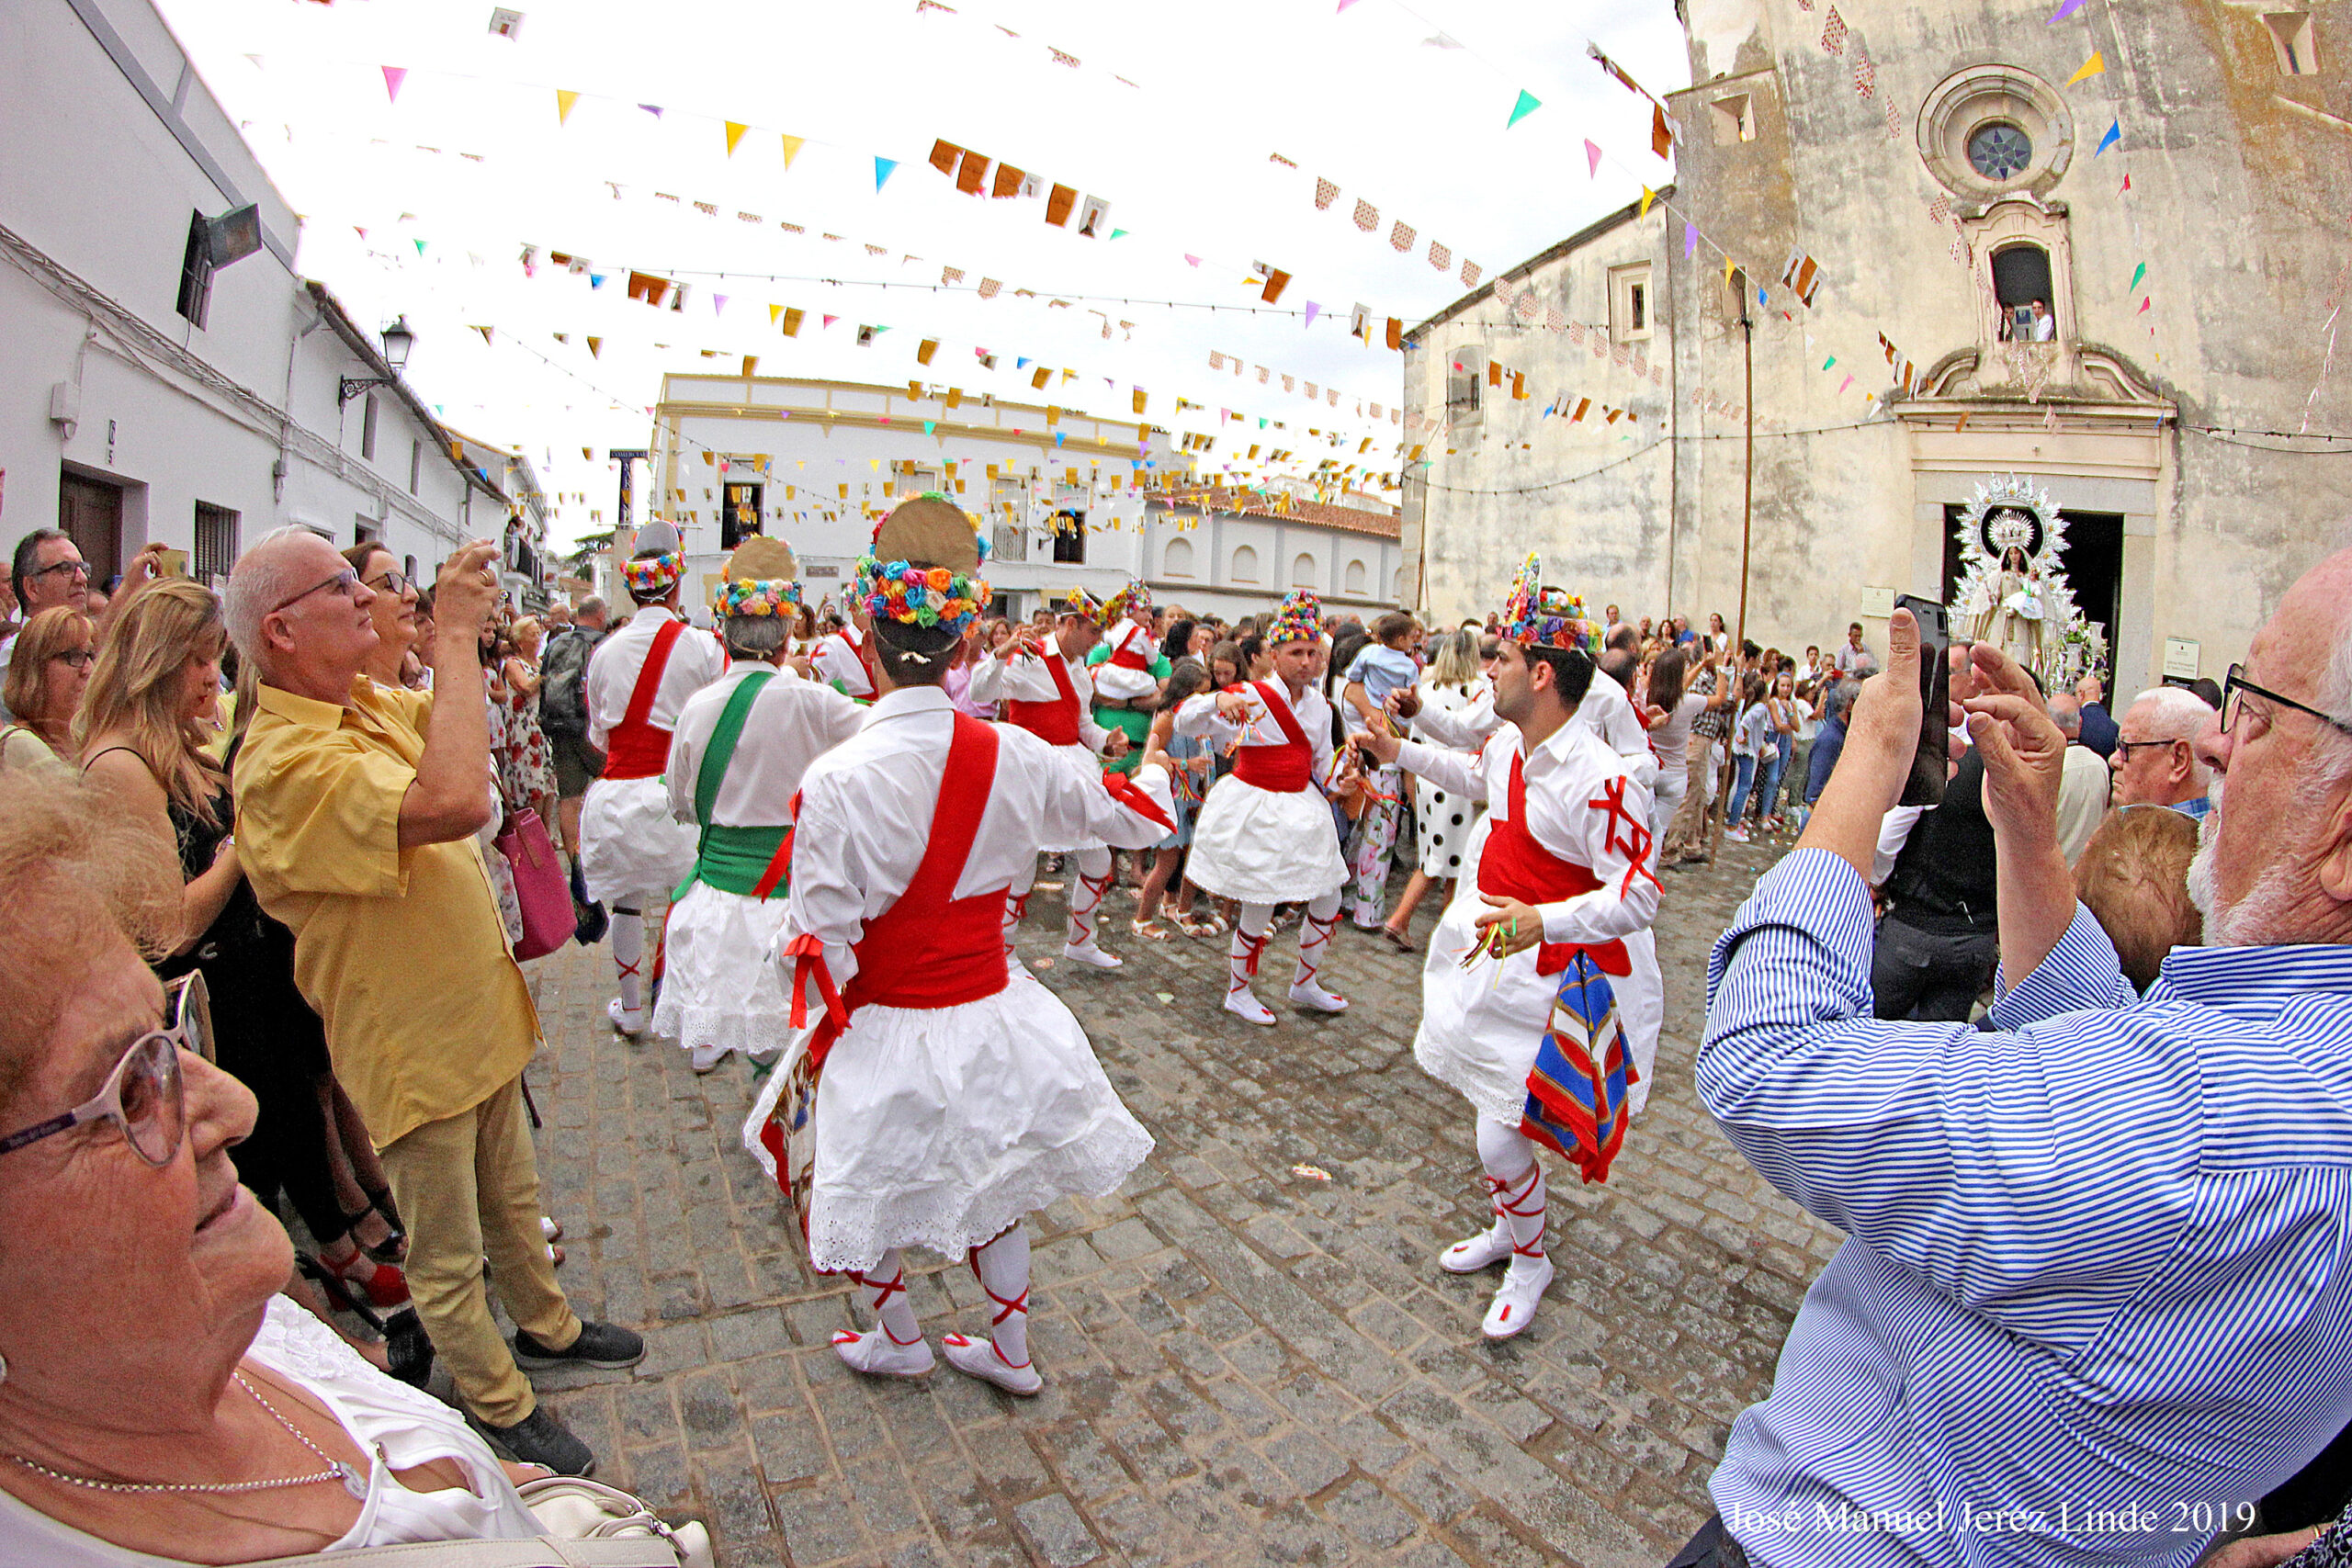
[{"x1": 1587, "y1": 776, "x2": 1662, "y2": 897}]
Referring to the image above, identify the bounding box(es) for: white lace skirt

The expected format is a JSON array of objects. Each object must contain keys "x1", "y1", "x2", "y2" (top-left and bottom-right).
[
  {"x1": 579, "y1": 776, "x2": 696, "y2": 905},
  {"x1": 1185, "y1": 777, "x2": 1349, "y2": 907},
  {"x1": 651, "y1": 883, "x2": 794, "y2": 1064},
  {"x1": 802, "y1": 973, "x2": 1154, "y2": 1273}
]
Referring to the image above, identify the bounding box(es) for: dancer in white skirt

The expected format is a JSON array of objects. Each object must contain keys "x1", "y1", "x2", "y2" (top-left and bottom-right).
[
  {"x1": 967, "y1": 586, "x2": 1129, "y2": 970},
  {"x1": 750, "y1": 498, "x2": 1175, "y2": 1395},
  {"x1": 808, "y1": 613, "x2": 875, "y2": 699},
  {"x1": 1174, "y1": 588, "x2": 1352, "y2": 1026},
  {"x1": 656, "y1": 536, "x2": 863, "y2": 1072},
  {"x1": 1355, "y1": 557, "x2": 1659, "y2": 1340},
  {"x1": 580, "y1": 523, "x2": 727, "y2": 1037}
]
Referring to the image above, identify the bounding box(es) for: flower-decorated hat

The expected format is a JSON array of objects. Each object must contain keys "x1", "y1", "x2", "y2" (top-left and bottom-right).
[
  {"x1": 621, "y1": 519, "x2": 685, "y2": 596},
  {"x1": 1498, "y1": 553, "x2": 1593, "y2": 652},
  {"x1": 854, "y1": 494, "x2": 989, "y2": 642},
  {"x1": 1102, "y1": 579, "x2": 1152, "y2": 622},
  {"x1": 711, "y1": 535, "x2": 801, "y2": 619},
  {"x1": 1055, "y1": 585, "x2": 1109, "y2": 625},
  {"x1": 1266, "y1": 588, "x2": 1323, "y2": 648}
]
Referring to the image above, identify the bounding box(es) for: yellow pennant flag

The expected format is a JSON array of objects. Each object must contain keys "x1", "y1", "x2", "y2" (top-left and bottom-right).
[
  {"x1": 724, "y1": 121, "x2": 748, "y2": 155},
  {"x1": 1639, "y1": 186, "x2": 1656, "y2": 216},
  {"x1": 585, "y1": 335, "x2": 602, "y2": 358},
  {"x1": 2066, "y1": 51, "x2": 2105, "y2": 85},
  {"x1": 555, "y1": 89, "x2": 580, "y2": 124},
  {"x1": 779, "y1": 134, "x2": 805, "y2": 169},
  {"x1": 1723, "y1": 254, "x2": 1737, "y2": 285},
  {"x1": 768, "y1": 303, "x2": 784, "y2": 324}
]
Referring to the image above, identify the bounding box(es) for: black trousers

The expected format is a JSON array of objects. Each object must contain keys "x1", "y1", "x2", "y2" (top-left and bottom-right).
[
  {"x1": 1667, "y1": 1516, "x2": 1748, "y2": 1568},
  {"x1": 1871, "y1": 915, "x2": 1999, "y2": 1022}
]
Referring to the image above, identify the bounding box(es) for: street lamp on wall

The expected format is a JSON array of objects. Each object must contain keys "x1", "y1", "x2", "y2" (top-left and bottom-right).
[{"x1": 339, "y1": 317, "x2": 417, "y2": 406}]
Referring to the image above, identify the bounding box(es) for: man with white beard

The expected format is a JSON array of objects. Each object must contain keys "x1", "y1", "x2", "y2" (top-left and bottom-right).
[{"x1": 1678, "y1": 550, "x2": 2352, "y2": 1568}]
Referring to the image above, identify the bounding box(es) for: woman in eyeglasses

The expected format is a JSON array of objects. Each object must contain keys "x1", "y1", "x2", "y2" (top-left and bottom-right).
[
  {"x1": 0, "y1": 766, "x2": 567, "y2": 1562},
  {"x1": 0, "y1": 606, "x2": 95, "y2": 773},
  {"x1": 77, "y1": 581, "x2": 410, "y2": 1317}
]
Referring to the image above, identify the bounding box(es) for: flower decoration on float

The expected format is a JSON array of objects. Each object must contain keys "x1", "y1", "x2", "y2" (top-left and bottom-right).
[
  {"x1": 1266, "y1": 587, "x2": 1324, "y2": 648},
  {"x1": 1498, "y1": 553, "x2": 1595, "y2": 652}
]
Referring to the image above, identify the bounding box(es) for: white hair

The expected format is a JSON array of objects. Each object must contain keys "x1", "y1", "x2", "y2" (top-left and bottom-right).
[{"x1": 222, "y1": 525, "x2": 326, "y2": 664}]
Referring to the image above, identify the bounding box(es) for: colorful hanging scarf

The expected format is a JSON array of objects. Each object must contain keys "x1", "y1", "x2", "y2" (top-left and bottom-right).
[{"x1": 1518, "y1": 950, "x2": 1635, "y2": 1184}]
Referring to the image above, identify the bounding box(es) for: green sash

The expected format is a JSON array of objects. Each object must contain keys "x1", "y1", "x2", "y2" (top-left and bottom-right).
[{"x1": 674, "y1": 670, "x2": 793, "y2": 900}]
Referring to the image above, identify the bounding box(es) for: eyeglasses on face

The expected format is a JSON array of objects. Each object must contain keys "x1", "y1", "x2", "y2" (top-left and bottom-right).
[
  {"x1": 268, "y1": 567, "x2": 363, "y2": 617},
  {"x1": 363, "y1": 570, "x2": 414, "y2": 597},
  {"x1": 30, "y1": 558, "x2": 91, "y2": 582},
  {"x1": 2222, "y1": 663, "x2": 2352, "y2": 742},
  {"x1": 0, "y1": 972, "x2": 213, "y2": 1168},
  {"x1": 2111, "y1": 736, "x2": 2185, "y2": 761}
]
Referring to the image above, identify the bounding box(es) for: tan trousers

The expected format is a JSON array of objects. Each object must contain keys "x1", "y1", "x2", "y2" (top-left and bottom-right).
[
  {"x1": 1661, "y1": 739, "x2": 1722, "y2": 863},
  {"x1": 379, "y1": 1073, "x2": 580, "y2": 1426}
]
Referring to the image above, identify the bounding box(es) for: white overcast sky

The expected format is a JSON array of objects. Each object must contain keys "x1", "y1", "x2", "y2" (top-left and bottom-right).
[{"x1": 160, "y1": 0, "x2": 1690, "y2": 547}]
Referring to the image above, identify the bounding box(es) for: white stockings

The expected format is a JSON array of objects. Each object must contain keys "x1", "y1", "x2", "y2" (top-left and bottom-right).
[
  {"x1": 941, "y1": 1224, "x2": 1042, "y2": 1395},
  {"x1": 831, "y1": 1250, "x2": 933, "y2": 1377},
  {"x1": 1061, "y1": 848, "x2": 1118, "y2": 968},
  {"x1": 1441, "y1": 1117, "x2": 1554, "y2": 1341},
  {"x1": 608, "y1": 905, "x2": 645, "y2": 1034},
  {"x1": 1225, "y1": 893, "x2": 1345, "y2": 1025}
]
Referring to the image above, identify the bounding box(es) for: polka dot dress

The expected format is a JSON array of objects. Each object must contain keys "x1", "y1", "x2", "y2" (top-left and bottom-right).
[{"x1": 1411, "y1": 676, "x2": 1482, "y2": 880}]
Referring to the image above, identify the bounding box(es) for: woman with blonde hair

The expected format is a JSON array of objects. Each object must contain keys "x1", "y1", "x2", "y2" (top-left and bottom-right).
[
  {"x1": 0, "y1": 605, "x2": 95, "y2": 773},
  {"x1": 1375, "y1": 626, "x2": 1486, "y2": 950},
  {"x1": 498, "y1": 613, "x2": 559, "y2": 828},
  {"x1": 79, "y1": 579, "x2": 411, "y2": 1313}
]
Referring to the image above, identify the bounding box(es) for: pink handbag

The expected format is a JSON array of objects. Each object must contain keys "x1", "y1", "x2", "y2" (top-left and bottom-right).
[{"x1": 493, "y1": 808, "x2": 572, "y2": 961}]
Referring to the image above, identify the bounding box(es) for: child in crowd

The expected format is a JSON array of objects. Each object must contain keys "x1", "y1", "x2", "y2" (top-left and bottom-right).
[
  {"x1": 1136, "y1": 661, "x2": 1220, "y2": 939},
  {"x1": 1723, "y1": 672, "x2": 1770, "y2": 842},
  {"x1": 2073, "y1": 805, "x2": 2204, "y2": 990},
  {"x1": 1340, "y1": 613, "x2": 1422, "y2": 931}
]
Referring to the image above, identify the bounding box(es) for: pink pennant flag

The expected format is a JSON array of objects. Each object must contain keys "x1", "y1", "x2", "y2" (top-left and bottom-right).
[
  {"x1": 2137, "y1": 296, "x2": 2151, "y2": 312},
  {"x1": 1684, "y1": 222, "x2": 1698, "y2": 258},
  {"x1": 1585, "y1": 141, "x2": 1603, "y2": 178},
  {"x1": 1183, "y1": 254, "x2": 1201, "y2": 266},
  {"x1": 713, "y1": 294, "x2": 729, "y2": 314},
  {"x1": 1837, "y1": 374, "x2": 1855, "y2": 393},
  {"x1": 381, "y1": 66, "x2": 407, "y2": 104},
  {"x1": 1303, "y1": 301, "x2": 1321, "y2": 328},
  {"x1": 822, "y1": 314, "x2": 840, "y2": 328}
]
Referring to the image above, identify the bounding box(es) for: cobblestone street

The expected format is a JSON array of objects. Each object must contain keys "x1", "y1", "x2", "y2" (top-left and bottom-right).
[{"x1": 505, "y1": 837, "x2": 1842, "y2": 1567}]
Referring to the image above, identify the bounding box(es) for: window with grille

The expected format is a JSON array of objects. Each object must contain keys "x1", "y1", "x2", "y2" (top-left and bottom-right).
[
  {"x1": 1445, "y1": 358, "x2": 1481, "y2": 413},
  {"x1": 192, "y1": 503, "x2": 239, "y2": 581}
]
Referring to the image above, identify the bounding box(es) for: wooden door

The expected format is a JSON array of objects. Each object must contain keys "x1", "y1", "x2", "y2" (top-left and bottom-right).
[{"x1": 56, "y1": 470, "x2": 121, "y2": 584}]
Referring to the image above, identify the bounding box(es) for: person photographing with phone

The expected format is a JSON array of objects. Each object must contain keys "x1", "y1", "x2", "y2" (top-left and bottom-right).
[{"x1": 1684, "y1": 553, "x2": 2352, "y2": 1568}]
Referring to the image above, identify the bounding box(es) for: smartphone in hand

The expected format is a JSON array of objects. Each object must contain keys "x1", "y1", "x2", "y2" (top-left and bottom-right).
[{"x1": 1894, "y1": 594, "x2": 1951, "y2": 807}]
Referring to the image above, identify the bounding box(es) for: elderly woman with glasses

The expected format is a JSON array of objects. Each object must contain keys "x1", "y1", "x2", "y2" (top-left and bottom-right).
[
  {"x1": 0, "y1": 768, "x2": 558, "y2": 1562},
  {"x1": 1, "y1": 605, "x2": 96, "y2": 773}
]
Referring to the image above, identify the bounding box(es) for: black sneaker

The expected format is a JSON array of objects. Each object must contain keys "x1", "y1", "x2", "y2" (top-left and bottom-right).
[
  {"x1": 514, "y1": 1320, "x2": 646, "y2": 1371},
  {"x1": 472, "y1": 1404, "x2": 594, "y2": 1476}
]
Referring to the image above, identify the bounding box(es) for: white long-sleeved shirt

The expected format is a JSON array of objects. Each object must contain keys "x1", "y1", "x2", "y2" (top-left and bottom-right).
[
  {"x1": 583, "y1": 605, "x2": 728, "y2": 750},
  {"x1": 808, "y1": 626, "x2": 873, "y2": 698},
  {"x1": 1172, "y1": 678, "x2": 1339, "y2": 788},
  {"x1": 1408, "y1": 668, "x2": 1657, "y2": 792},
  {"x1": 780, "y1": 687, "x2": 1172, "y2": 992},
  {"x1": 1396, "y1": 719, "x2": 1658, "y2": 947},
  {"x1": 664, "y1": 663, "x2": 865, "y2": 829},
  {"x1": 966, "y1": 643, "x2": 1111, "y2": 753}
]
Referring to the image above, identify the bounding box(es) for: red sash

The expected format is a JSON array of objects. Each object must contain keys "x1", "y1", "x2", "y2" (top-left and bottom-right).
[
  {"x1": 786, "y1": 714, "x2": 1008, "y2": 1072},
  {"x1": 832, "y1": 631, "x2": 875, "y2": 695},
  {"x1": 601, "y1": 617, "x2": 684, "y2": 780},
  {"x1": 1476, "y1": 751, "x2": 1630, "y2": 977},
  {"x1": 1231, "y1": 681, "x2": 1312, "y2": 793},
  {"x1": 1004, "y1": 653, "x2": 1082, "y2": 747},
  {"x1": 1107, "y1": 625, "x2": 1154, "y2": 671}
]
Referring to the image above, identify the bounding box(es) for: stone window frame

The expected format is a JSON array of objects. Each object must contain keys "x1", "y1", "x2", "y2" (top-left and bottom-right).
[
  {"x1": 1917, "y1": 63, "x2": 2076, "y2": 201},
  {"x1": 1609, "y1": 264, "x2": 1655, "y2": 343}
]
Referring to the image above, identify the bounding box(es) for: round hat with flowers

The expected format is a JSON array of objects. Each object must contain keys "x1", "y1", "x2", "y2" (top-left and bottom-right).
[
  {"x1": 853, "y1": 494, "x2": 989, "y2": 637},
  {"x1": 1498, "y1": 552, "x2": 1596, "y2": 653}
]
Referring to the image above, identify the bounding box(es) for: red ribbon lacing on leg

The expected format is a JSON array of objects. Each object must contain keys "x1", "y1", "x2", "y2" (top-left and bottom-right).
[
  {"x1": 1295, "y1": 911, "x2": 1336, "y2": 987},
  {"x1": 1229, "y1": 931, "x2": 1270, "y2": 991},
  {"x1": 966, "y1": 1241, "x2": 1033, "y2": 1369},
  {"x1": 615, "y1": 958, "x2": 642, "y2": 980},
  {"x1": 1484, "y1": 1164, "x2": 1545, "y2": 1260},
  {"x1": 845, "y1": 1267, "x2": 923, "y2": 1345}
]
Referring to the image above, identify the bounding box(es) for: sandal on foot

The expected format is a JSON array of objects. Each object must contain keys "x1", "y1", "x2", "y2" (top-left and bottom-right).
[{"x1": 1130, "y1": 918, "x2": 1172, "y2": 941}]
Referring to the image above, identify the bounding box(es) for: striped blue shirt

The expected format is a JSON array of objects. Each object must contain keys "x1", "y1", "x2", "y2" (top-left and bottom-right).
[{"x1": 1702, "y1": 849, "x2": 2352, "y2": 1568}]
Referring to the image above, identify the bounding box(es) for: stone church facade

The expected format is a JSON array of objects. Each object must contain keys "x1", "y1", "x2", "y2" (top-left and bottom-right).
[{"x1": 1403, "y1": 0, "x2": 2350, "y2": 693}]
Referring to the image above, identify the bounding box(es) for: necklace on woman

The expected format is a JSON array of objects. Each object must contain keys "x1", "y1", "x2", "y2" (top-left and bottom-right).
[{"x1": 0, "y1": 1371, "x2": 367, "y2": 1499}]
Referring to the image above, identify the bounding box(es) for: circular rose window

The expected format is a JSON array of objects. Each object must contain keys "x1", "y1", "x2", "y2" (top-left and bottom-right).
[{"x1": 1968, "y1": 122, "x2": 2034, "y2": 182}]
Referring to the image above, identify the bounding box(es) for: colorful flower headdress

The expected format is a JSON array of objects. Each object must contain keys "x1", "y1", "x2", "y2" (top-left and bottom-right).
[
  {"x1": 1498, "y1": 553, "x2": 1593, "y2": 652},
  {"x1": 622, "y1": 550, "x2": 684, "y2": 594},
  {"x1": 1266, "y1": 588, "x2": 1323, "y2": 648},
  {"x1": 712, "y1": 577, "x2": 802, "y2": 617},
  {"x1": 1056, "y1": 585, "x2": 1108, "y2": 625},
  {"x1": 1102, "y1": 580, "x2": 1152, "y2": 621},
  {"x1": 854, "y1": 496, "x2": 989, "y2": 637}
]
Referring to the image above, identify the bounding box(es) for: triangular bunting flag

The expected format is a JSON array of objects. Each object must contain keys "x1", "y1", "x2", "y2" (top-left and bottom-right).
[
  {"x1": 1586, "y1": 140, "x2": 1604, "y2": 178},
  {"x1": 2130, "y1": 261, "x2": 2147, "y2": 290},
  {"x1": 1303, "y1": 301, "x2": 1321, "y2": 327},
  {"x1": 2066, "y1": 51, "x2": 2105, "y2": 85},
  {"x1": 875, "y1": 157, "x2": 899, "y2": 190},
  {"x1": 555, "y1": 89, "x2": 580, "y2": 124},
  {"x1": 2047, "y1": 0, "x2": 2086, "y2": 19},
  {"x1": 822, "y1": 314, "x2": 839, "y2": 328},
  {"x1": 1507, "y1": 89, "x2": 1542, "y2": 129},
  {"x1": 724, "y1": 121, "x2": 748, "y2": 156},
  {"x1": 585, "y1": 336, "x2": 602, "y2": 358},
  {"x1": 768, "y1": 304, "x2": 785, "y2": 324},
  {"x1": 381, "y1": 66, "x2": 406, "y2": 103},
  {"x1": 639, "y1": 104, "x2": 663, "y2": 117},
  {"x1": 2095, "y1": 119, "x2": 2121, "y2": 154},
  {"x1": 1640, "y1": 186, "x2": 1656, "y2": 216},
  {"x1": 780, "y1": 134, "x2": 804, "y2": 168}
]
